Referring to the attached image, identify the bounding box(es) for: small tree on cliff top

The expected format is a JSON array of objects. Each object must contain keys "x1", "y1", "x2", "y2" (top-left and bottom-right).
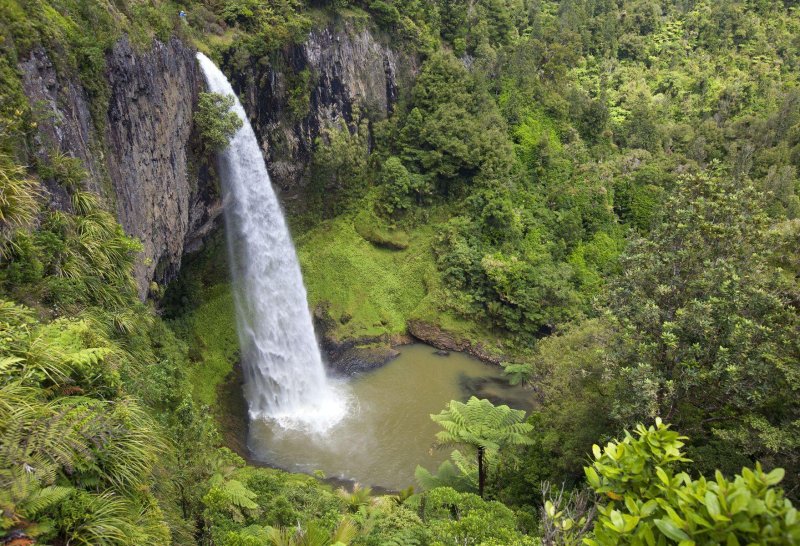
[{"x1": 194, "y1": 92, "x2": 242, "y2": 151}]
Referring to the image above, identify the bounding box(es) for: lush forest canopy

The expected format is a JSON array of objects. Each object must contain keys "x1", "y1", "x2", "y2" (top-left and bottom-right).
[{"x1": 0, "y1": 0, "x2": 799, "y2": 544}]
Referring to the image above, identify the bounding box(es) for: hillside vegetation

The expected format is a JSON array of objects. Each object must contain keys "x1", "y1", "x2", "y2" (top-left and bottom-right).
[{"x1": 0, "y1": 0, "x2": 799, "y2": 544}]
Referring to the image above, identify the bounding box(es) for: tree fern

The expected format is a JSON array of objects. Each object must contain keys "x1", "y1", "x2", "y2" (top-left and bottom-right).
[
  {"x1": 501, "y1": 362, "x2": 534, "y2": 386},
  {"x1": 219, "y1": 479, "x2": 259, "y2": 510},
  {"x1": 428, "y1": 397, "x2": 533, "y2": 496}
]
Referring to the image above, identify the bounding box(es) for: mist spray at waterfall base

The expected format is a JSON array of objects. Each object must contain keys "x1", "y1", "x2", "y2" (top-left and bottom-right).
[{"x1": 196, "y1": 53, "x2": 348, "y2": 434}]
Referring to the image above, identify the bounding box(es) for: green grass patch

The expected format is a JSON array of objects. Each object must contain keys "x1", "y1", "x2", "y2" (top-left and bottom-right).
[
  {"x1": 178, "y1": 283, "x2": 239, "y2": 407},
  {"x1": 297, "y1": 215, "x2": 439, "y2": 340},
  {"x1": 165, "y1": 233, "x2": 239, "y2": 409},
  {"x1": 353, "y1": 208, "x2": 410, "y2": 249}
]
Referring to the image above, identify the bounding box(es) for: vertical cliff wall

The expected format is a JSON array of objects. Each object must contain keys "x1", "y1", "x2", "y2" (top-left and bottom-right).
[
  {"x1": 104, "y1": 37, "x2": 198, "y2": 293},
  {"x1": 229, "y1": 21, "x2": 417, "y2": 203},
  {"x1": 18, "y1": 20, "x2": 416, "y2": 298},
  {"x1": 20, "y1": 37, "x2": 222, "y2": 298}
]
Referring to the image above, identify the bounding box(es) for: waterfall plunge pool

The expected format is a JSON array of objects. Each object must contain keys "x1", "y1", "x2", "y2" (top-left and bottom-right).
[
  {"x1": 246, "y1": 344, "x2": 532, "y2": 491},
  {"x1": 196, "y1": 54, "x2": 530, "y2": 488}
]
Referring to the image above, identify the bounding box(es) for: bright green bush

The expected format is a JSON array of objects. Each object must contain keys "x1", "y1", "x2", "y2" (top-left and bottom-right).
[
  {"x1": 584, "y1": 420, "x2": 800, "y2": 545},
  {"x1": 194, "y1": 92, "x2": 243, "y2": 151},
  {"x1": 377, "y1": 156, "x2": 430, "y2": 216}
]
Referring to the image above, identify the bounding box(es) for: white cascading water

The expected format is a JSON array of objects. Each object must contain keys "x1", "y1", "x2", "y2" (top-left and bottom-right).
[{"x1": 196, "y1": 53, "x2": 346, "y2": 432}]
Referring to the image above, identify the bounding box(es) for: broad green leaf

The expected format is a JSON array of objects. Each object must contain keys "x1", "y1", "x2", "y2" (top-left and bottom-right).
[
  {"x1": 765, "y1": 468, "x2": 785, "y2": 486},
  {"x1": 611, "y1": 509, "x2": 625, "y2": 531},
  {"x1": 623, "y1": 514, "x2": 640, "y2": 532},
  {"x1": 704, "y1": 491, "x2": 721, "y2": 518},
  {"x1": 641, "y1": 524, "x2": 656, "y2": 546},
  {"x1": 654, "y1": 518, "x2": 690, "y2": 542},
  {"x1": 641, "y1": 500, "x2": 659, "y2": 517},
  {"x1": 586, "y1": 466, "x2": 601, "y2": 488},
  {"x1": 656, "y1": 466, "x2": 670, "y2": 486}
]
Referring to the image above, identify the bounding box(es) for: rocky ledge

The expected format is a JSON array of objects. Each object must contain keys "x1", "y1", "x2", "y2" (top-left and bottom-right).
[
  {"x1": 313, "y1": 303, "x2": 414, "y2": 374},
  {"x1": 406, "y1": 319, "x2": 504, "y2": 366}
]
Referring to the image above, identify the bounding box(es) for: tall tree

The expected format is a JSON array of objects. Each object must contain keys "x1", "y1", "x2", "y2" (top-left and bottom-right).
[{"x1": 606, "y1": 168, "x2": 800, "y2": 487}]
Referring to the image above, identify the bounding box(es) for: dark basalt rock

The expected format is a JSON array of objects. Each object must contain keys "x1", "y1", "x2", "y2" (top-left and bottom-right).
[
  {"x1": 228, "y1": 20, "x2": 418, "y2": 210},
  {"x1": 19, "y1": 37, "x2": 222, "y2": 299},
  {"x1": 407, "y1": 319, "x2": 504, "y2": 365},
  {"x1": 323, "y1": 340, "x2": 401, "y2": 376}
]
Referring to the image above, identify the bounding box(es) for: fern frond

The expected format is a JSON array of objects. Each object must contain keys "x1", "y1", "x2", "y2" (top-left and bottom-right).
[
  {"x1": 221, "y1": 479, "x2": 259, "y2": 510},
  {"x1": 22, "y1": 485, "x2": 74, "y2": 517},
  {"x1": 331, "y1": 516, "x2": 358, "y2": 544}
]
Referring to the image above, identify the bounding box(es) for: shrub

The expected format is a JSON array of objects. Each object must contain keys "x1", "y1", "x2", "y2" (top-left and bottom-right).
[
  {"x1": 194, "y1": 92, "x2": 242, "y2": 151},
  {"x1": 583, "y1": 419, "x2": 800, "y2": 545}
]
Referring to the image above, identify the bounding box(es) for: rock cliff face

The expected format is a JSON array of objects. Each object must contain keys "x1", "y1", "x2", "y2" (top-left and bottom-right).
[
  {"x1": 19, "y1": 21, "x2": 415, "y2": 298},
  {"x1": 229, "y1": 21, "x2": 417, "y2": 203},
  {"x1": 20, "y1": 37, "x2": 222, "y2": 298},
  {"x1": 19, "y1": 47, "x2": 105, "y2": 203},
  {"x1": 104, "y1": 37, "x2": 218, "y2": 295}
]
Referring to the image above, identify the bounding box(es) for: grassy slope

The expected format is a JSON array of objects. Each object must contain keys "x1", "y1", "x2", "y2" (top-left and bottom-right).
[
  {"x1": 296, "y1": 212, "x2": 503, "y2": 355},
  {"x1": 296, "y1": 215, "x2": 437, "y2": 340},
  {"x1": 180, "y1": 284, "x2": 238, "y2": 407}
]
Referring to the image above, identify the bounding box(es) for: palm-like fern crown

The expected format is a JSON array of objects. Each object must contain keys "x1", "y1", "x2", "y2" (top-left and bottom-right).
[
  {"x1": 430, "y1": 396, "x2": 534, "y2": 452},
  {"x1": 0, "y1": 299, "x2": 170, "y2": 543}
]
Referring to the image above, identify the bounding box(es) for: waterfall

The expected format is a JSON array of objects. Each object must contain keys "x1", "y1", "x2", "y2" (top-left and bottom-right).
[{"x1": 196, "y1": 53, "x2": 346, "y2": 432}]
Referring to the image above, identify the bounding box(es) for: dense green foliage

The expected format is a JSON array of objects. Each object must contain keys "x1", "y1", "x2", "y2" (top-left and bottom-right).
[
  {"x1": 1, "y1": 0, "x2": 799, "y2": 544},
  {"x1": 498, "y1": 169, "x2": 800, "y2": 504},
  {"x1": 583, "y1": 420, "x2": 800, "y2": 545},
  {"x1": 195, "y1": 92, "x2": 243, "y2": 151}
]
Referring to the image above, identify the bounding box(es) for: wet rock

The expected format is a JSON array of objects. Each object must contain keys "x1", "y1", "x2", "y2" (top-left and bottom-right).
[
  {"x1": 406, "y1": 319, "x2": 504, "y2": 365},
  {"x1": 324, "y1": 341, "x2": 400, "y2": 376},
  {"x1": 313, "y1": 302, "x2": 401, "y2": 374}
]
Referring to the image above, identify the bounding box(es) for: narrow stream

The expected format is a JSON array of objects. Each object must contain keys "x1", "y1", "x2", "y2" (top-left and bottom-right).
[{"x1": 248, "y1": 344, "x2": 531, "y2": 490}]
